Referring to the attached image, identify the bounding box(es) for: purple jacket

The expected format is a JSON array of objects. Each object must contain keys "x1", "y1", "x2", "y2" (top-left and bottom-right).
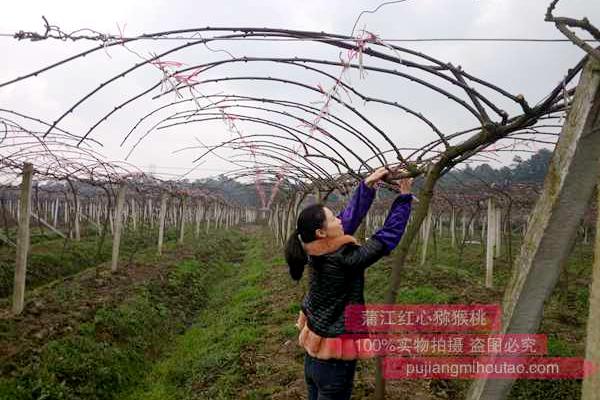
[{"x1": 337, "y1": 180, "x2": 412, "y2": 255}]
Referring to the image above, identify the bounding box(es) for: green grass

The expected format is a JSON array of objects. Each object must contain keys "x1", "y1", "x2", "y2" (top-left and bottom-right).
[
  {"x1": 396, "y1": 285, "x2": 452, "y2": 304},
  {"x1": 362, "y1": 231, "x2": 594, "y2": 400},
  {"x1": 0, "y1": 226, "x2": 593, "y2": 400},
  {"x1": 0, "y1": 228, "x2": 246, "y2": 400},
  {"x1": 0, "y1": 236, "x2": 108, "y2": 298},
  {"x1": 123, "y1": 233, "x2": 274, "y2": 400},
  {"x1": 0, "y1": 288, "x2": 169, "y2": 400},
  {"x1": 0, "y1": 223, "x2": 188, "y2": 299}
]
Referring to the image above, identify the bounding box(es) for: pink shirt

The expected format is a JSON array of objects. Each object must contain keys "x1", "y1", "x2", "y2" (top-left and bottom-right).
[{"x1": 295, "y1": 309, "x2": 376, "y2": 360}]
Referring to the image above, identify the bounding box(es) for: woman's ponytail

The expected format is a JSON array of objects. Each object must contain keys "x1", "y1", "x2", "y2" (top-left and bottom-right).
[
  {"x1": 284, "y1": 203, "x2": 326, "y2": 282},
  {"x1": 285, "y1": 229, "x2": 308, "y2": 281}
]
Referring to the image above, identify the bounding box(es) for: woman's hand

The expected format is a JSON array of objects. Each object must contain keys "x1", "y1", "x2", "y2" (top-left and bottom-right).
[
  {"x1": 364, "y1": 167, "x2": 389, "y2": 188},
  {"x1": 394, "y1": 177, "x2": 413, "y2": 195}
]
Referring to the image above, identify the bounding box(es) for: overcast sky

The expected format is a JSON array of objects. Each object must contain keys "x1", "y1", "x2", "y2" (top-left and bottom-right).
[{"x1": 1, "y1": 0, "x2": 599, "y2": 183}]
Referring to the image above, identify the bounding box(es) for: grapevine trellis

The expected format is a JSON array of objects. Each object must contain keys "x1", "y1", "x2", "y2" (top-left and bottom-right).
[
  {"x1": 1, "y1": 0, "x2": 600, "y2": 398},
  {"x1": 0, "y1": 160, "x2": 256, "y2": 310}
]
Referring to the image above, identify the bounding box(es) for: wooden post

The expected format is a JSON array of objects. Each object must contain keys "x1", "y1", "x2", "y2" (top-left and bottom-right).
[
  {"x1": 280, "y1": 203, "x2": 287, "y2": 245},
  {"x1": 481, "y1": 214, "x2": 486, "y2": 242},
  {"x1": 52, "y1": 198, "x2": 59, "y2": 227},
  {"x1": 63, "y1": 201, "x2": 68, "y2": 227},
  {"x1": 109, "y1": 207, "x2": 114, "y2": 235},
  {"x1": 31, "y1": 212, "x2": 66, "y2": 238},
  {"x1": 485, "y1": 197, "x2": 495, "y2": 288},
  {"x1": 74, "y1": 194, "x2": 80, "y2": 241},
  {"x1": 495, "y1": 207, "x2": 502, "y2": 257},
  {"x1": 95, "y1": 202, "x2": 99, "y2": 226},
  {"x1": 12, "y1": 163, "x2": 33, "y2": 315},
  {"x1": 111, "y1": 184, "x2": 127, "y2": 272},
  {"x1": 272, "y1": 203, "x2": 280, "y2": 243},
  {"x1": 216, "y1": 204, "x2": 223, "y2": 228},
  {"x1": 178, "y1": 196, "x2": 186, "y2": 244},
  {"x1": 469, "y1": 216, "x2": 475, "y2": 238},
  {"x1": 582, "y1": 182, "x2": 600, "y2": 399},
  {"x1": 170, "y1": 205, "x2": 176, "y2": 228},
  {"x1": 420, "y1": 205, "x2": 433, "y2": 266},
  {"x1": 467, "y1": 57, "x2": 600, "y2": 400},
  {"x1": 157, "y1": 193, "x2": 168, "y2": 255},
  {"x1": 194, "y1": 202, "x2": 201, "y2": 238},
  {"x1": 130, "y1": 199, "x2": 137, "y2": 231},
  {"x1": 206, "y1": 203, "x2": 212, "y2": 233},
  {"x1": 147, "y1": 198, "x2": 153, "y2": 227},
  {"x1": 450, "y1": 208, "x2": 456, "y2": 248}
]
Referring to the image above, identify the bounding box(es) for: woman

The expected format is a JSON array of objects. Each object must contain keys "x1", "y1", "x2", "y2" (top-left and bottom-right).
[{"x1": 285, "y1": 167, "x2": 413, "y2": 400}]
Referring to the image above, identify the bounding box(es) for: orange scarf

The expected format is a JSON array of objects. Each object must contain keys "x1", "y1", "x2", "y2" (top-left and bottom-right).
[
  {"x1": 302, "y1": 234, "x2": 358, "y2": 256},
  {"x1": 295, "y1": 234, "x2": 376, "y2": 360}
]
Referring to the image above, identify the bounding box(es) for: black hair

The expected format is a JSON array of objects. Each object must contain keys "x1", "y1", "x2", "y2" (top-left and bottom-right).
[{"x1": 284, "y1": 203, "x2": 326, "y2": 281}]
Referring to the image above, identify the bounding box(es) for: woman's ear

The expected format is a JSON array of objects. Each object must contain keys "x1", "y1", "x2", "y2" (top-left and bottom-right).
[{"x1": 315, "y1": 228, "x2": 327, "y2": 239}]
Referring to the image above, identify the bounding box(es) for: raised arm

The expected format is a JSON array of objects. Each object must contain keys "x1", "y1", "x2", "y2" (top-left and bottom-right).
[
  {"x1": 339, "y1": 177, "x2": 414, "y2": 272},
  {"x1": 371, "y1": 193, "x2": 413, "y2": 255},
  {"x1": 337, "y1": 180, "x2": 375, "y2": 235},
  {"x1": 339, "y1": 194, "x2": 413, "y2": 272},
  {"x1": 337, "y1": 167, "x2": 389, "y2": 235}
]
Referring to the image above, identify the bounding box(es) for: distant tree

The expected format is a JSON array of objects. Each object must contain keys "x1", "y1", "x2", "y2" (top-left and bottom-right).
[
  {"x1": 439, "y1": 148, "x2": 553, "y2": 189},
  {"x1": 511, "y1": 148, "x2": 552, "y2": 183},
  {"x1": 473, "y1": 164, "x2": 498, "y2": 182}
]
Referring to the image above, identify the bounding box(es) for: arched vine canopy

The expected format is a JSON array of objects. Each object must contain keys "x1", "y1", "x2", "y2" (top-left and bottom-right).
[{"x1": 1, "y1": 0, "x2": 598, "y2": 206}]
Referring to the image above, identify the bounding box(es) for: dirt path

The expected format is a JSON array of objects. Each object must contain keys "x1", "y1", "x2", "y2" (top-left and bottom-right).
[{"x1": 235, "y1": 236, "x2": 445, "y2": 400}]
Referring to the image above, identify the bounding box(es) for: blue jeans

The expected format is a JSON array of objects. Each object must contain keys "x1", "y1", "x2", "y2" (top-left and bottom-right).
[{"x1": 304, "y1": 353, "x2": 358, "y2": 400}]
